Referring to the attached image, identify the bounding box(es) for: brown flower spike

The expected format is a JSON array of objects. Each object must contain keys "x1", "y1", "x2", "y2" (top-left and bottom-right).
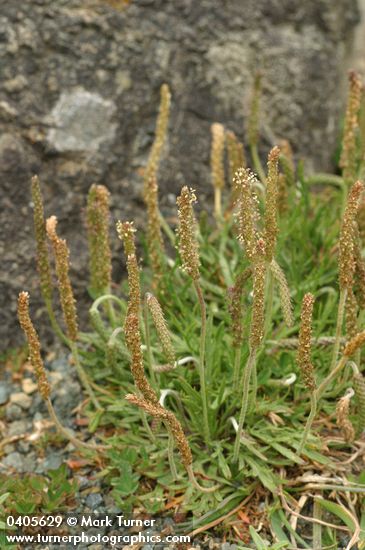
[
  {"x1": 144, "y1": 83, "x2": 171, "y2": 188},
  {"x1": 226, "y1": 130, "x2": 246, "y2": 189},
  {"x1": 117, "y1": 221, "x2": 158, "y2": 404},
  {"x1": 126, "y1": 394, "x2": 192, "y2": 467},
  {"x1": 340, "y1": 71, "x2": 362, "y2": 183},
  {"x1": 146, "y1": 293, "x2": 175, "y2": 365},
  {"x1": 176, "y1": 187, "x2": 200, "y2": 281},
  {"x1": 86, "y1": 184, "x2": 112, "y2": 295},
  {"x1": 46, "y1": 216, "x2": 78, "y2": 341},
  {"x1": 18, "y1": 292, "x2": 50, "y2": 399},
  {"x1": 339, "y1": 180, "x2": 364, "y2": 290},
  {"x1": 116, "y1": 221, "x2": 141, "y2": 317},
  {"x1": 234, "y1": 168, "x2": 260, "y2": 261},
  {"x1": 297, "y1": 293, "x2": 316, "y2": 391},
  {"x1": 144, "y1": 174, "x2": 165, "y2": 283},
  {"x1": 336, "y1": 394, "x2": 355, "y2": 442},
  {"x1": 264, "y1": 146, "x2": 280, "y2": 261},
  {"x1": 124, "y1": 314, "x2": 158, "y2": 404},
  {"x1": 31, "y1": 175, "x2": 53, "y2": 303}
]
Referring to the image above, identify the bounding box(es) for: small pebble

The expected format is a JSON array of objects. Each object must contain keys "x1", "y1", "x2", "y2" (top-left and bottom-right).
[
  {"x1": 10, "y1": 392, "x2": 32, "y2": 409},
  {"x1": 22, "y1": 378, "x2": 38, "y2": 394},
  {"x1": 8, "y1": 419, "x2": 29, "y2": 436},
  {"x1": 0, "y1": 382, "x2": 10, "y2": 405},
  {"x1": 5, "y1": 402, "x2": 23, "y2": 421},
  {"x1": 85, "y1": 493, "x2": 103, "y2": 510}
]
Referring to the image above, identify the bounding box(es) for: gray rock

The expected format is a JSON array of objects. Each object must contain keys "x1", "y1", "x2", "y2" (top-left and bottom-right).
[
  {"x1": 0, "y1": 0, "x2": 361, "y2": 351},
  {"x1": 5, "y1": 403, "x2": 24, "y2": 421},
  {"x1": 47, "y1": 88, "x2": 117, "y2": 152},
  {"x1": 8, "y1": 419, "x2": 29, "y2": 436},
  {"x1": 2, "y1": 451, "x2": 24, "y2": 471},
  {"x1": 85, "y1": 493, "x2": 103, "y2": 510},
  {"x1": 36, "y1": 453, "x2": 63, "y2": 473},
  {"x1": 0, "y1": 382, "x2": 10, "y2": 405}
]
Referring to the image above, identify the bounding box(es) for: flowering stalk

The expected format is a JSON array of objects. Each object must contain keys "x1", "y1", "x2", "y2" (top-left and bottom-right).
[
  {"x1": 353, "y1": 372, "x2": 365, "y2": 437},
  {"x1": 340, "y1": 71, "x2": 362, "y2": 185},
  {"x1": 46, "y1": 216, "x2": 100, "y2": 409},
  {"x1": 226, "y1": 130, "x2": 246, "y2": 203},
  {"x1": 264, "y1": 146, "x2": 280, "y2": 262},
  {"x1": 247, "y1": 72, "x2": 266, "y2": 183},
  {"x1": 146, "y1": 292, "x2": 175, "y2": 366},
  {"x1": 228, "y1": 267, "x2": 252, "y2": 388},
  {"x1": 117, "y1": 221, "x2": 158, "y2": 405},
  {"x1": 144, "y1": 175, "x2": 165, "y2": 287},
  {"x1": 297, "y1": 293, "x2": 317, "y2": 455},
  {"x1": 330, "y1": 181, "x2": 364, "y2": 377},
  {"x1": 336, "y1": 390, "x2": 355, "y2": 442},
  {"x1": 210, "y1": 122, "x2": 225, "y2": 219},
  {"x1": 17, "y1": 292, "x2": 100, "y2": 450},
  {"x1": 144, "y1": 83, "x2": 171, "y2": 187},
  {"x1": 126, "y1": 394, "x2": 217, "y2": 492},
  {"x1": 176, "y1": 187, "x2": 210, "y2": 443},
  {"x1": 31, "y1": 176, "x2": 66, "y2": 344},
  {"x1": 233, "y1": 239, "x2": 266, "y2": 462},
  {"x1": 234, "y1": 168, "x2": 260, "y2": 261},
  {"x1": 86, "y1": 184, "x2": 112, "y2": 296}
]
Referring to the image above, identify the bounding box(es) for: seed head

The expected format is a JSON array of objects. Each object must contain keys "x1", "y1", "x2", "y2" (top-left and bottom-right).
[
  {"x1": 270, "y1": 260, "x2": 293, "y2": 327},
  {"x1": 336, "y1": 393, "x2": 355, "y2": 442},
  {"x1": 249, "y1": 238, "x2": 266, "y2": 350},
  {"x1": 297, "y1": 293, "x2": 316, "y2": 391},
  {"x1": 210, "y1": 123, "x2": 225, "y2": 192},
  {"x1": 124, "y1": 313, "x2": 158, "y2": 404},
  {"x1": 345, "y1": 287, "x2": 358, "y2": 339},
  {"x1": 264, "y1": 146, "x2": 280, "y2": 261},
  {"x1": 143, "y1": 174, "x2": 165, "y2": 285},
  {"x1": 46, "y1": 216, "x2": 78, "y2": 341},
  {"x1": 226, "y1": 130, "x2": 246, "y2": 191},
  {"x1": 31, "y1": 175, "x2": 53, "y2": 303},
  {"x1": 146, "y1": 293, "x2": 175, "y2": 365},
  {"x1": 339, "y1": 181, "x2": 364, "y2": 290},
  {"x1": 116, "y1": 221, "x2": 140, "y2": 316},
  {"x1": 126, "y1": 393, "x2": 193, "y2": 467},
  {"x1": 144, "y1": 83, "x2": 171, "y2": 187},
  {"x1": 17, "y1": 292, "x2": 50, "y2": 400},
  {"x1": 86, "y1": 184, "x2": 112, "y2": 296},
  {"x1": 234, "y1": 168, "x2": 260, "y2": 261},
  {"x1": 176, "y1": 187, "x2": 200, "y2": 280},
  {"x1": 343, "y1": 329, "x2": 365, "y2": 357},
  {"x1": 353, "y1": 372, "x2": 365, "y2": 436},
  {"x1": 340, "y1": 71, "x2": 362, "y2": 183}
]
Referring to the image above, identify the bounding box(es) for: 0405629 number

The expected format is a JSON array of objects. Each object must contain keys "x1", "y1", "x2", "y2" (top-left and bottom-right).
[{"x1": 6, "y1": 515, "x2": 63, "y2": 527}]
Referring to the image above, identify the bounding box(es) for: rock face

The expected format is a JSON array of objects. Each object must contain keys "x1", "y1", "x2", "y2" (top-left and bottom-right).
[{"x1": 0, "y1": 0, "x2": 360, "y2": 351}]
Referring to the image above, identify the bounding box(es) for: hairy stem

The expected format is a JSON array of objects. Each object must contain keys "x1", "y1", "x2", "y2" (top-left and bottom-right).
[
  {"x1": 328, "y1": 289, "x2": 347, "y2": 387},
  {"x1": 298, "y1": 392, "x2": 317, "y2": 455},
  {"x1": 233, "y1": 349, "x2": 257, "y2": 462},
  {"x1": 233, "y1": 347, "x2": 242, "y2": 390},
  {"x1": 143, "y1": 304, "x2": 157, "y2": 386},
  {"x1": 70, "y1": 342, "x2": 101, "y2": 410},
  {"x1": 214, "y1": 187, "x2": 222, "y2": 220},
  {"x1": 166, "y1": 426, "x2": 178, "y2": 480},
  {"x1": 46, "y1": 398, "x2": 103, "y2": 451},
  {"x1": 193, "y1": 280, "x2": 211, "y2": 443},
  {"x1": 45, "y1": 299, "x2": 69, "y2": 346}
]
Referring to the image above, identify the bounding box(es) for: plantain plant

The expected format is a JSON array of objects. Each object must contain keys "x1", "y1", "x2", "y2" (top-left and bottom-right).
[{"x1": 17, "y1": 73, "x2": 365, "y2": 547}]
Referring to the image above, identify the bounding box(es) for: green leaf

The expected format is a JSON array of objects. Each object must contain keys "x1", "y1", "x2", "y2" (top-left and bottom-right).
[{"x1": 316, "y1": 498, "x2": 356, "y2": 533}]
